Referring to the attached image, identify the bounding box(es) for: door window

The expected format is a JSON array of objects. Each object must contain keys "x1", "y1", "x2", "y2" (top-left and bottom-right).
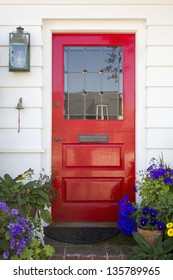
[{"x1": 64, "y1": 46, "x2": 123, "y2": 120}]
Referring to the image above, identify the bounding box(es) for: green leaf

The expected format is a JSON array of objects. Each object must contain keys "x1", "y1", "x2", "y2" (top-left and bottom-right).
[
  {"x1": 162, "y1": 238, "x2": 173, "y2": 253},
  {"x1": 4, "y1": 174, "x2": 15, "y2": 185},
  {"x1": 129, "y1": 254, "x2": 142, "y2": 260},
  {"x1": 24, "y1": 181, "x2": 37, "y2": 189},
  {"x1": 18, "y1": 196, "x2": 26, "y2": 205},
  {"x1": 0, "y1": 240, "x2": 9, "y2": 250},
  {"x1": 10, "y1": 255, "x2": 20, "y2": 260},
  {"x1": 33, "y1": 189, "x2": 48, "y2": 196},
  {"x1": 20, "y1": 246, "x2": 34, "y2": 260},
  {"x1": 36, "y1": 198, "x2": 44, "y2": 205},
  {"x1": 40, "y1": 209, "x2": 52, "y2": 223},
  {"x1": 5, "y1": 231, "x2": 11, "y2": 240},
  {"x1": 153, "y1": 235, "x2": 163, "y2": 247},
  {"x1": 43, "y1": 244, "x2": 55, "y2": 257},
  {"x1": 131, "y1": 246, "x2": 144, "y2": 255},
  {"x1": 132, "y1": 232, "x2": 151, "y2": 249}
]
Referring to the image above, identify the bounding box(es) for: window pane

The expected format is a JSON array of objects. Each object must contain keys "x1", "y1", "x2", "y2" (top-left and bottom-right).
[
  {"x1": 86, "y1": 73, "x2": 101, "y2": 93},
  {"x1": 64, "y1": 46, "x2": 123, "y2": 120}
]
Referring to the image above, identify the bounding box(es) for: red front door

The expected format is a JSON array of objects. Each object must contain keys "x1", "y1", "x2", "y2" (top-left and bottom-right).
[{"x1": 52, "y1": 34, "x2": 135, "y2": 222}]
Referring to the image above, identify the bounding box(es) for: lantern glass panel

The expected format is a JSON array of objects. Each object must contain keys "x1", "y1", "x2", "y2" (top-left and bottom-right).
[{"x1": 10, "y1": 44, "x2": 29, "y2": 70}]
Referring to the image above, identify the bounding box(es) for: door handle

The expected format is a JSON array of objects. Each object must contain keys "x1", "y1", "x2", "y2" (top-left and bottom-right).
[{"x1": 54, "y1": 137, "x2": 65, "y2": 142}]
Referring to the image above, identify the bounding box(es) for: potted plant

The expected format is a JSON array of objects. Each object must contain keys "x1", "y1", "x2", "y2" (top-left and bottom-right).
[
  {"x1": 135, "y1": 155, "x2": 173, "y2": 243},
  {"x1": 118, "y1": 155, "x2": 173, "y2": 246},
  {"x1": 0, "y1": 169, "x2": 57, "y2": 223},
  {"x1": 134, "y1": 206, "x2": 165, "y2": 245}
]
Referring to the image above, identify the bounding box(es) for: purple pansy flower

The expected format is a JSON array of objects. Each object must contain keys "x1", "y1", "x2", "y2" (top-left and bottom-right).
[
  {"x1": 156, "y1": 221, "x2": 165, "y2": 231},
  {"x1": 149, "y1": 208, "x2": 157, "y2": 218},
  {"x1": 142, "y1": 206, "x2": 150, "y2": 216},
  {"x1": 139, "y1": 217, "x2": 148, "y2": 228}
]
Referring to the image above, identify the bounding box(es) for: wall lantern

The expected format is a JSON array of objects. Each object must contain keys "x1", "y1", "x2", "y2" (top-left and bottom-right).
[{"x1": 9, "y1": 26, "x2": 30, "y2": 72}]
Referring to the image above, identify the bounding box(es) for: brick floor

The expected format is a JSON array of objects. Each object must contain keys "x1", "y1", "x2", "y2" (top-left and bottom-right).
[{"x1": 44, "y1": 234, "x2": 134, "y2": 260}]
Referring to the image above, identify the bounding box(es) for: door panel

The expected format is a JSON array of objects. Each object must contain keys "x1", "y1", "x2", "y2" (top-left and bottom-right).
[
  {"x1": 64, "y1": 178, "x2": 122, "y2": 202},
  {"x1": 64, "y1": 144, "x2": 122, "y2": 167},
  {"x1": 52, "y1": 34, "x2": 135, "y2": 222}
]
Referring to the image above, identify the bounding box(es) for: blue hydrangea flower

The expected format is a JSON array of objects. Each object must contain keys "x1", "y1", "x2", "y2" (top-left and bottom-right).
[
  {"x1": 149, "y1": 168, "x2": 166, "y2": 180},
  {"x1": 164, "y1": 177, "x2": 173, "y2": 185},
  {"x1": 147, "y1": 163, "x2": 156, "y2": 172},
  {"x1": 132, "y1": 186, "x2": 137, "y2": 192},
  {"x1": 169, "y1": 169, "x2": 173, "y2": 175},
  {"x1": 118, "y1": 217, "x2": 137, "y2": 236},
  {"x1": 117, "y1": 196, "x2": 137, "y2": 236}
]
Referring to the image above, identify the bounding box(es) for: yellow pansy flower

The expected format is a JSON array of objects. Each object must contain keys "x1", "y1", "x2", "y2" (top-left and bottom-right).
[
  {"x1": 167, "y1": 229, "x2": 173, "y2": 237},
  {"x1": 166, "y1": 222, "x2": 173, "y2": 229}
]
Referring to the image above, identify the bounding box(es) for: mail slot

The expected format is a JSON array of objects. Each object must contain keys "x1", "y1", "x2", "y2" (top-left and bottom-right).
[{"x1": 78, "y1": 134, "x2": 109, "y2": 143}]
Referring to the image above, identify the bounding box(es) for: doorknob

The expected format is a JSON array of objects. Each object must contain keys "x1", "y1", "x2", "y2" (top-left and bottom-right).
[{"x1": 54, "y1": 137, "x2": 65, "y2": 142}]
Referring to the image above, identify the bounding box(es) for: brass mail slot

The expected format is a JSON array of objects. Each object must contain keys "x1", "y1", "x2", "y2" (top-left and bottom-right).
[{"x1": 78, "y1": 134, "x2": 109, "y2": 143}]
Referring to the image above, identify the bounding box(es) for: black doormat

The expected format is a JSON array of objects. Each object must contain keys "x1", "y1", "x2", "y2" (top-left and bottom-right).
[{"x1": 44, "y1": 226, "x2": 119, "y2": 244}]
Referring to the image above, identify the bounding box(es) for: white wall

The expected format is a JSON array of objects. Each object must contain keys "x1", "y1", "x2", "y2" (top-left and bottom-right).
[{"x1": 0, "y1": 0, "x2": 173, "y2": 181}]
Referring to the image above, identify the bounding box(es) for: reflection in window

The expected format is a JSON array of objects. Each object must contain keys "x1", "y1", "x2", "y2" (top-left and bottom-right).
[{"x1": 64, "y1": 46, "x2": 123, "y2": 120}]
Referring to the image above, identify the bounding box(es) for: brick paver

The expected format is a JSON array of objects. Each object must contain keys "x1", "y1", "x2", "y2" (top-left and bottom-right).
[{"x1": 45, "y1": 235, "x2": 133, "y2": 260}]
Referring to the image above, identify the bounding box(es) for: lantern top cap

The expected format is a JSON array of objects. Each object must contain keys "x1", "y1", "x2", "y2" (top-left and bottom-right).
[
  {"x1": 10, "y1": 26, "x2": 29, "y2": 44},
  {"x1": 16, "y1": 26, "x2": 24, "y2": 32}
]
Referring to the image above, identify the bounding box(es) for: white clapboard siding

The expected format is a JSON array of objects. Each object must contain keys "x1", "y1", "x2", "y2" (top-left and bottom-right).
[
  {"x1": 146, "y1": 12, "x2": 173, "y2": 166},
  {"x1": 0, "y1": 67, "x2": 42, "y2": 87},
  {"x1": 0, "y1": 153, "x2": 42, "y2": 178},
  {"x1": 147, "y1": 6, "x2": 173, "y2": 25},
  {"x1": 147, "y1": 88, "x2": 173, "y2": 107},
  {"x1": 0, "y1": 88, "x2": 42, "y2": 108},
  {"x1": 0, "y1": 129, "x2": 42, "y2": 149},
  {"x1": 0, "y1": 46, "x2": 43, "y2": 67},
  {"x1": 0, "y1": 108, "x2": 42, "y2": 129},
  {"x1": 147, "y1": 129, "x2": 173, "y2": 149},
  {"x1": 147, "y1": 67, "x2": 173, "y2": 87},
  {"x1": 0, "y1": 8, "x2": 42, "y2": 26},
  {"x1": 146, "y1": 108, "x2": 173, "y2": 127},
  {"x1": 147, "y1": 26, "x2": 173, "y2": 46},
  {"x1": 147, "y1": 46, "x2": 173, "y2": 66},
  {"x1": 0, "y1": 26, "x2": 42, "y2": 46}
]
